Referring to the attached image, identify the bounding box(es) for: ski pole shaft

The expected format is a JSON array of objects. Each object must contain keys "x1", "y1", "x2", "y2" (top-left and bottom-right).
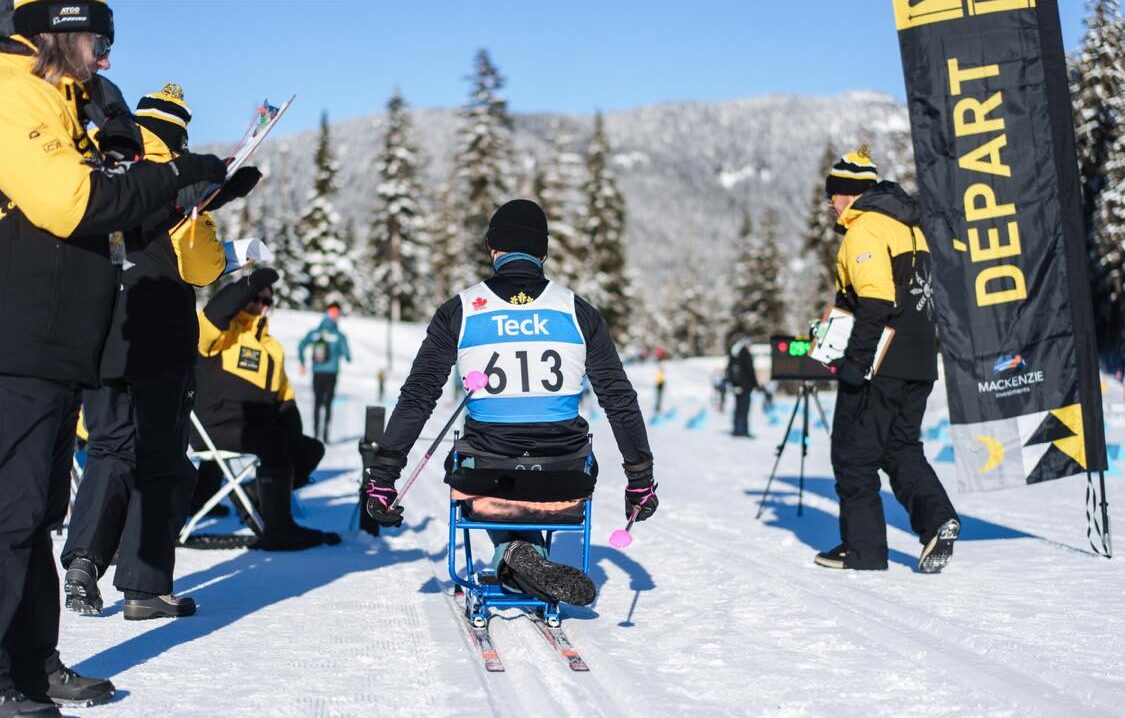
[{"x1": 389, "y1": 370, "x2": 488, "y2": 510}]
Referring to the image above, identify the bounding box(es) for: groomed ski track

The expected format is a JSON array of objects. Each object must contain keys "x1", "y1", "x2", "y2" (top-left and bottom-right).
[{"x1": 56, "y1": 311, "x2": 1125, "y2": 717}]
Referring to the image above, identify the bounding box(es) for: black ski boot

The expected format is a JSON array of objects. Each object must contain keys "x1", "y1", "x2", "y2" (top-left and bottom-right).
[
  {"x1": 123, "y1": 593, "x2": 197, "y2": 621},
  {"x1": 63, "y1": 557, "x2": 102, "y2": 615},
  {"x1": 17, "y1": 666, "x2": 114, "y2": 709},
  {"x1": 0, "y1": 689, "x2": 59, "y2": 717},
  {"x1": 919, "y1": 518, "x2": 960, "y2": 574},
  {"x1": 500, "y1": 540, "x2": 596, "y2": 606},
  {"x1": 252, "y1": 469, "x2": 340, "y2": 551}
]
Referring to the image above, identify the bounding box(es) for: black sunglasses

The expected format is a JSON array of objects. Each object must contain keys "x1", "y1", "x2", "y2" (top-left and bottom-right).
[
  {"x1": 248, "y1": 295, "x2": 274, "y2": 307},
  {"x1": 93, "y1": 35, "x2": 112, "y2": 60}
]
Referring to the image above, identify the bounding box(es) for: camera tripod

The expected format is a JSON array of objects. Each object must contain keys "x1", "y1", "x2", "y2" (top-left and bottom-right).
[{"x1": 755, "y1": 382, "x2": 832, "y2": 519}]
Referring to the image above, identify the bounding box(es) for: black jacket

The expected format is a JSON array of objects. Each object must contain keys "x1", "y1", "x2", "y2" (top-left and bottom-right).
[
  {"x1": 726, "y1": 340, "x2": 759, "y2": 392},
  {"x1": 377, "y1": 259, "x2": 653, "y2": 475}
]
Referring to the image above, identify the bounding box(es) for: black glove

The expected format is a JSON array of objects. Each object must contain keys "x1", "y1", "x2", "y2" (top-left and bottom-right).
[
  {"x1": 84, "y1": 75, "x2": 143, "y2": 163},
  {"x1": 248, "y1": 267, "x2": 279, "y2": 294},
  {"x1": 624, "y1": 461, "x2": 659, "y2": 522},
  {"x1": 201, "y1": 267, "x2": 279, "y2": 330},
  {"x1": 363, "y1": 465, "x2": 404, "y2": 528},
  {"x1": 170, "y1": 152, "x2": 227, "y2": 188},
  {"x1": 835, "y1": 358, "x2": 868, "y2": 387},
  {"x1": 208, "y1": 166, "x2": 263, "y2": 211}
]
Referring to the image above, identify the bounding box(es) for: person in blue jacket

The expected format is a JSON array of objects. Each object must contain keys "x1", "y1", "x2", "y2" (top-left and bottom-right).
[{"x1": 298, "y1": 302, "x2": 352, "y2": 442}]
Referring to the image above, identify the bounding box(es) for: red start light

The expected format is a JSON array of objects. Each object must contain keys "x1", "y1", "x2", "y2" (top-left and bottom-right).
[
  {"x1": 829, "y1": 365, "x2": 837, "y2": 373},
  {"x1": 778, "y1": 341, "x2": 789, "y2": 353}
]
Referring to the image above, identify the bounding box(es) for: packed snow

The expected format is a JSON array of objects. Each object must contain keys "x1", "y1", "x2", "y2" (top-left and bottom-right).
[{"x1": 55, "y1": 310, "x2": 1125, "y2": 717}]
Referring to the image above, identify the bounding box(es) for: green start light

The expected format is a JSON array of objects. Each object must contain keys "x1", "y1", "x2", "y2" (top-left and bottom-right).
[{"x1": 788, "y1": 338, "x2": 813, "y2": 357}]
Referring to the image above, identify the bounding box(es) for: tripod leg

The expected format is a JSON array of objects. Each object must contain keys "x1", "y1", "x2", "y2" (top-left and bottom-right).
[
  {"x1": 756, "y1": 395, "x2": 804, "y2": 520},
  {"x1": 811, "y1": 388, "x2": 832, "y2": 439},
  {"x1": 798, "y1": 387, "x2": 811, "y2": 517}
]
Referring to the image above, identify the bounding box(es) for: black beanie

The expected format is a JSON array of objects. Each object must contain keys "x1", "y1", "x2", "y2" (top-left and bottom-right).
[
  {"x1": 486, "y1": 199, "x2": 549, "y2": 257},
  {"x1": 13, "y1": 0, "x2": 114, "y2": 42}
]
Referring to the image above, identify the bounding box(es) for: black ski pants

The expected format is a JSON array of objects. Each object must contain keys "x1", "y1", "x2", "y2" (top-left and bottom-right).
[
  {"x1": 61, "y1": 368, "x2": 197, "y2": 595},
  {"x1": 830, "y1": 376, "x2": 957, "y2": 569},
  {"x1": 732, "y1": 388, "x2": 752, "y2": 436},
  {"x1": 191, "y1": 421, "x2": 324, "y2": 507},
  {"x1": 312, "y1": 372, "x2": 338, "y2": 442},
  {"x1": 0, "y1": 375, "x2": 78, "y2": 690}
]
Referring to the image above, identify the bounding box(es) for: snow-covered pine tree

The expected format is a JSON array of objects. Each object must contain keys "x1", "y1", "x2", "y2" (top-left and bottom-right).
[
  {"x1": 296, "y1": 111, "x2": 355, "y2": 310},
  {"x1": 582, "y1": 112, "x2": 631, "y2": 346},
  {"x1": 451, "y1": 49, "x2": 514, "y2": 285},
  {"x1": 366, "y1": 89, "x2": 430, "y2": 323},
  {"x1": 1094, "y1": 126, "x2": 1125, "y2": 362},
  {"x1": 802, "y1": 143, "x2": 840, "y2": 305},
  {"x1": 535, "y1": 122, "x2": 585, "y2": 288},
  {"x1": 1072, "y1": 0, "x2": 1125, "y2": 234},
  {"x1": 427, "y1": 182, "x2": 463, "y2": 305},
  {"x1": 728, "y1": 208, "x2": 785, "y2": 345},
  {"x1": 665, "y1": 269, "x2": 715, "y2": 357},
  {"x1": 1072, "y1": 1, "x2": 1125, "y2": 365}
]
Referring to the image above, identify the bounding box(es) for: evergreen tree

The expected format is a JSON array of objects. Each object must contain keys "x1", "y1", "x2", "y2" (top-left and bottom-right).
[
  {"x1": 1094, "y1": 128, "x2": 1125, "y2": 361},
  {"x1": 802, "y1": 143, "x2": 840, "y2": 304},
  {"x1": 451, "y1": 49, "x2": 514, "y2": 285},
  {"x1": 728, "y1": 208, "x2": 785, "y2": 344},
  {"x1": 1071, "y1": 0, "x2": 1125, "y2": 235},
  {"x1": 665, "y1": 269, "x2": 715, "y2": 357},
  {"x1": 582, "y1": 112, "x2": 631, "y2": 345},
  {"x1": 296, "y1": 111, "x2": 355, "y2": 310},
  {"x1": 366, "y1": 89, "x2": 430, "y2": 323},
  {"x1": 535, "y1": 123, "x2": 585, "y2": 288},
  {"x1": 428, "y1": 182, "x2": 463, "y2": 305}
]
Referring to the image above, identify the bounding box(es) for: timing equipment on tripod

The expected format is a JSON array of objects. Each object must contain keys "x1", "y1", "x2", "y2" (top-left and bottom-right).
[{"x1": 755, "y1": 336, "x2": 833, "y2": 519}]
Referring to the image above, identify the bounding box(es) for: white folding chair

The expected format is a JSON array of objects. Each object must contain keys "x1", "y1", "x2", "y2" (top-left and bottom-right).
[{"x1": 180, "y1": 411, "x2": 265, "y2": 543}]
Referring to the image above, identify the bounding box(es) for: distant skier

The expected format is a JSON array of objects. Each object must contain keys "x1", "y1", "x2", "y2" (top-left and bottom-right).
[
  {"x1": 654, "y1": 361, "x2": 666, "y2": 414},
  {"x1": 298, "y1": 301, "x2": 352, "y2": 442},
  {"x1": 726, "y1": 336, "x2": 759, "y2": 437},
  {"x1": 362, "y1": 199, "x2": 657, "y2": 606}
]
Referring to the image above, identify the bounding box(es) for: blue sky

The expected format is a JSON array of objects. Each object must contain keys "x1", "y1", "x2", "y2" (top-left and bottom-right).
[{"x1": 101, "y1": 0, "x2": 1092, "y2": 144}]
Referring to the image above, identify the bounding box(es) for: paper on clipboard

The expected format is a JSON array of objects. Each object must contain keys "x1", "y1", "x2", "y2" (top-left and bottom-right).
[
  {"x1": 809, "y1": 306, "x2": 895, "y2": 379},
  {"x1": 222, "y1": 237, "x2": 274, "y2": 275}
]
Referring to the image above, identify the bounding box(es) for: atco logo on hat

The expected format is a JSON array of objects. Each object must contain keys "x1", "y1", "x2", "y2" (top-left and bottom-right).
[{"x1": 50, "y1": 4, "x2": 90, "y2": 27}]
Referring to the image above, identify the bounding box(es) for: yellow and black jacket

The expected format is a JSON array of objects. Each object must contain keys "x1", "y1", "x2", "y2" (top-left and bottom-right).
[
  {"x1": 834, "y1": 181, "x2": 938, "y2": 382},
  {"x1": 0, "y1": 37, "x2": 181, "y2": 386},
  {"x1": 98, "y1": 125, "x2": 225, "y2": 379},
  {"x1": 194, "y1": 281, "x2": 297, "y2": 433}
]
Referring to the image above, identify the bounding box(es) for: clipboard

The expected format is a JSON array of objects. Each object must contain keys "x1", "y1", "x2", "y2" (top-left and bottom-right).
[{"x1": 809, "y1": 305, "x2": 895, "y2": 379}]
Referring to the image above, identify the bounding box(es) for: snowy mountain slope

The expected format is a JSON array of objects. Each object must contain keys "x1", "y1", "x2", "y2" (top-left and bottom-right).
[
  {"x1": 56, "y1": 310, "x2": 1125, "y2": 717},
  {"x1": 208, "y1": 91, "x2": 913, "y2": 315}
]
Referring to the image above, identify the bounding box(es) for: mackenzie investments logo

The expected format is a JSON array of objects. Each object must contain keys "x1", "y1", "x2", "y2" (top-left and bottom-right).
[
  {"x1": 979, "y1": 353, "x2": 1043, "y2": 398},
  {"x1": 992, "y1": 354, "x2": 1026, "y2": 376}
]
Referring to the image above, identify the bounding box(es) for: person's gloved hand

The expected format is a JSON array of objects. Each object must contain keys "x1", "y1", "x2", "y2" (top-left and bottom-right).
[
  {"x1": 834, "y1": 357, "x2": 868, "y2": 387},
  {"x1": 84, "y1": 75, "x2": 143, "y2": 163},
  {"x1": 208, "y1": 166, "x2": 263, "y2": 211},
  {"x1": 364, "y1": 468, "x2": 404, "y2": 527},
  {"x1": 170, "y1": 152, "x2": 227, "y2": 188},
  {"x1": 247, "y1": 267, "x2": 279, "y2": 294},
  {"x1": 624, "y1": 461, "x2": 659, "y2": 521}
]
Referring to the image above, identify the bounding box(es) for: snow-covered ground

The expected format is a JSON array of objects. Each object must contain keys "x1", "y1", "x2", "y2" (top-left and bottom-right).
[{"x1": 56, "y1": 310, "x2": 1125, "y2": 717}]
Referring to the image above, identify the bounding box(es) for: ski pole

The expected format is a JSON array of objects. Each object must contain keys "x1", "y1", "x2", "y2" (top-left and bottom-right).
[
  {"x1": 609, "y1": 483, "x2": 658, "y2": 549},
  {"x1": 389, "y1": 370, "x2": 488, "y2": 510}
]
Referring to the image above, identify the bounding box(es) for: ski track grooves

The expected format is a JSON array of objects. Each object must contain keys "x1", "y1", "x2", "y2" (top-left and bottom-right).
[
  {"x1": 410, "y1": 465, "x2": 649, "y2": 718},
  {"x1": 658, "y1": 519, "x2": 1118, "y2": 718}
]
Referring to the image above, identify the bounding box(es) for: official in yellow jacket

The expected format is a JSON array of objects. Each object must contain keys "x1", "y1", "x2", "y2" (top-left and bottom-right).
[
  {"x1": 814, "y1": 146, "x2": 959, "y2": 575},
  {"x1": 61, "y1": 83, "x2": 262, "y2": 623},
  {"x1": 0, "y1": 0, "x2": 228, "y2": 710},
  {"x1": 193, "y1": 268, "x2": 341, "y2": 551}
]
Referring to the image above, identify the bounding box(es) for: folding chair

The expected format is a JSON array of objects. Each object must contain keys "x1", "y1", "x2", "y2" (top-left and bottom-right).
[
  {"x1": 180, "y1": 411, "x2": 265, "y2": 543},
  {"x1": 446, "y1": 437, "x2": 596, "y2": 628}
]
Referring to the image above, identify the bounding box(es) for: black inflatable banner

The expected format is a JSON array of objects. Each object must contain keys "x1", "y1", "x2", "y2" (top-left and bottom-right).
[{"x1": 893, "y1": 0, "x2": 1107, "y2": 490}]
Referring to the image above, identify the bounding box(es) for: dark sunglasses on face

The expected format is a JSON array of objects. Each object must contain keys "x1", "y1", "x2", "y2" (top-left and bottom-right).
[
  {"x1": 93, "y1": 35, "x2": 112, "y2": 60},
  {"x1": 248, "y1": 295, "x2": 274, "y2": 307}
]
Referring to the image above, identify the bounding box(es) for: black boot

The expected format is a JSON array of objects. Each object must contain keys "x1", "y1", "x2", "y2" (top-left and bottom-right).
[
  {"x1": 814, "y1": 544, "x2": 848, "y2": 569},
  {"x1": 253, "y1": 469, "x2": 340, "y2": 551},
  {"x1": 499, "y1": 541, "x2": 596, "y2": 606},
  {"x1": 17, "y1": 666, "x2": 114, "y2": 709},
  {"x1": 123, "y1": 592, "x2": 197, "y2": 621},
  {"x1": 63, "y1": 557, "x2": 102, "y2": 615},
  {"x1": 0, "y1": 689, "x2": 60, "y2": 717}
]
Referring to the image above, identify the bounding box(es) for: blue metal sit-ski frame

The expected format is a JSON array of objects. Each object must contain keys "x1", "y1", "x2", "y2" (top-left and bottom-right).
[{"x1": 448, "y1": 499, "x2": 592, "y2": 628}]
